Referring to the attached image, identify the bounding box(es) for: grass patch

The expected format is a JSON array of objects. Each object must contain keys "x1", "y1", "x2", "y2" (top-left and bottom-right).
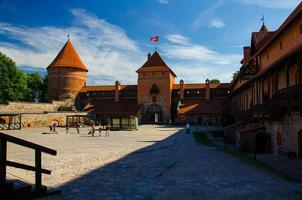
[
  {"x1": 226, "y1": 149, "x2": 301, "y2": 183},
  {"x1": 208, "y1": 130, "x2": 224, "y2": 138},
  {"x1": 193, "y1": 131, "x2": 217, "y2": 147}
]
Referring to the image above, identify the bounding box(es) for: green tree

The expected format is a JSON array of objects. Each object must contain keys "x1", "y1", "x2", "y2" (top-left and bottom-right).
[
  {"x1": 26, "y1": 72, "x2": 45, "y2": 102},
  {"x1": 232, "y1": 71, "x2": 240, "y2": 80},
  {"x1": 0, "y1": 52, "x2": 28, "y2": 103},
  {"x1": 0, "y1": 52, "x2": 48, "y2": 103},
  {"x1": 209, "y1": 79, "x2": 220, "y2": 84}
]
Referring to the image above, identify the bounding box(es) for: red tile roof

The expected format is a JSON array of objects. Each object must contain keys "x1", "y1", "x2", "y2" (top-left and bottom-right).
[
  {"x1": 80, "y1": 85, "x2": 137, "y2": 92},
  {"x1": 254, "y1": 2, "x2": 302, "y2": 56},
  {"x1": 136, "y1": 51, "x2": 177, "y2": 77},
  {"x1": 173, "y1": 83, "x2": 231, "y2": 90},
  {"x1": 178, "y1": 98, "x2": 227, "y2": 115},
  {"x1": 47, "y1": 40, "x2": 88, "y2": 71},
  {"x1": 83, "y1": 99, "x2": 137, "y2": 117}
]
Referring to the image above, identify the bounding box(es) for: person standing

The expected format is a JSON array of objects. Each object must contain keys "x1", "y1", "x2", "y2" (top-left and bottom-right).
[
  {"x1": 105, "y1": 124, "x2": 110, "y2": 137},
  {"x1": 185, "y1": 122, "x2": 191, "y2": 134},
  {"x1": 76, "y1": 123, "x2": 80, "y2": 134},
  {"x1": 91, "y1": 122, "x2": 96, "y2": 137},
  {"x1": 66, "y1": 123, "x2": 69, "y2": 134},
  {"x1": 52, "y1": 123, "x2": 58, "y2": 134}
]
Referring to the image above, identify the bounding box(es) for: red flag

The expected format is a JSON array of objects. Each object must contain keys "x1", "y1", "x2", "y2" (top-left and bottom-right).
[{"x1": 150, "y1": 36, "x2": 159, "y2": 42}]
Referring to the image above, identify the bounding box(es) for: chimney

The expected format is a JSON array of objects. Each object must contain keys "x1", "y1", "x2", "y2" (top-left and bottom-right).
[
  {"x1": 147, "y1": 52, "x2": 151, "y2": 60},
  {"x1": 179, "y1": 79, "x2": 184, "y2": 100},
  {"x1": 205, "y1": 79, "x2": 210, "y2": 100},
  {"x1": 115, "y1": 80, "x2": 121, "y2": 102},
  {"x1": 243, "y1": 46, "x2": 251, "y2": 65}
]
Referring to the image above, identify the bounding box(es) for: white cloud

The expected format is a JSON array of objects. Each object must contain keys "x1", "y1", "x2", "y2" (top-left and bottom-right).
[
  {"x1": 163, "y1": 34, "x2": 241, "y2": 82},
  {"x1": 0, "y1": 9, "x2": 144, "y2": 85},
  {"x1": 156, "y1": 0, "x2": 169, "y2": 4},
  {"x1": 193, "y1": 0, "x2": 223, "y2": 28},
  {"x1": 0, "y1": 9, "x2": 241, "y2": 85},
  {"x1": 209, "y1": 19, "x2": 225, "y2": 28},
  {"x1": 166, "y1": 34, "x2": 190, "y2": 45},
  {"x1": 230, "y1": 0, "x2": 300, "y2": 9}
]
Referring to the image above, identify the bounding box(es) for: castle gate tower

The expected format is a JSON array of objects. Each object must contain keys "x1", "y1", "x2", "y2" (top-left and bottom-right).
[
  {"x1": 136, "y1": 52, "x2": 176, "y2": 123},
  {"x1": 47, "y1": 39, "x2": 88, "y2": 101}
]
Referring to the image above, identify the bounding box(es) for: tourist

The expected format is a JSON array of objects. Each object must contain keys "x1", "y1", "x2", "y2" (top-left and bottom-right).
[
  {"x1": 52, "y1": 123, "x2": 57, "y2": 134},
  {"x1": 76, "y1": 123, "x2": 80, "y2": 134},
  {"x1": 66, "y1": 123, "x2": 69, "y2": 134},
  {"x1": 185, "y1": 122, "x2": 191, "y2": 134},
  {"x1": 105, "y1": 124, "x2": 110, "y2": 137},
  {"x1": 91, "y1": 122, "x2": 96, "y2": 137}
]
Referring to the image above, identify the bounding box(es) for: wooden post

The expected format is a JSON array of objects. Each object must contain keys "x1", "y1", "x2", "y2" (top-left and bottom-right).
[
  {"x1": 35, "y1": 149, "x2": 42, "y2": 194},
  {"x1": 0, "y1": 138, "x2": 7, "y2": 182}
]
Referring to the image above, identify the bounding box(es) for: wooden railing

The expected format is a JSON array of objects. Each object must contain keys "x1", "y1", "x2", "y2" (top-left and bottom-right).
[
  {"x1": 0, "y1": 132, "x2": 59, "y2": 197},
  {"x1": 235, "y1": 84, "x2": 302, "y2": 122}
]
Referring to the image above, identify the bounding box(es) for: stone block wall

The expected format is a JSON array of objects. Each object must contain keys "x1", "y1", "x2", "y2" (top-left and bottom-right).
[
  {"x1": 266, "y1": 112, "x2": 302, "y2": 156},
  {"x1": 21, "y1": 112, "x2": 87, "y2": 128},
  {"x1": 0, "y1": 101, "x2": 66, "y2": 113}
]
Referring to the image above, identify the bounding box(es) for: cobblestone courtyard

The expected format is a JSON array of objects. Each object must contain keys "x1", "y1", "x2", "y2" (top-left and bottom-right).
[{"x1": 2, "y1": 125, "x2": 302, "y2": 199}]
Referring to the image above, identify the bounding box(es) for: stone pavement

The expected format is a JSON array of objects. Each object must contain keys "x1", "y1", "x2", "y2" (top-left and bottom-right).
[
  {"x1": 37, "y1": 126, "x2": 301, "y2": 200},
  {"x1": 2, "y1": 125, "x2": 302, "y2": 199},
  {"x1": 257, "y1": 154, "x2": 302, "y2": 181}
]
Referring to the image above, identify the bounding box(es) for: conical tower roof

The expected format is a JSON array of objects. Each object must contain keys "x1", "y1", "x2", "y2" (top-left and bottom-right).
[
  {"x1": 137, "y1": 51, "x2": 176, "y2": 77},
  {"x1": 259, "y1": 24, "x2": 269, "y2": 32},
  {"x1": 47, "y1": 40, "x2": 88, "y2": 71}
]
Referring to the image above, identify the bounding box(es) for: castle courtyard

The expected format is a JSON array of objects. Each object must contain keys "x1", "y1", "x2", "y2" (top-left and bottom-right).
[{"x1": 2, "y1": 126, "x2": 302, "y2": 200}]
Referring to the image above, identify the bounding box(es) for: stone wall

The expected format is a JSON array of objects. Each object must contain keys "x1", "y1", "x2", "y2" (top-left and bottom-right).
[
  {"x1": 266, "y1": 112, "x2": 302, "y2": 156},
  {"x1": 0, "y1": 101, "x2": 67, "y2": 113},
  {"x1": 21, "y1": 112, "x2": 87, "y2": 128},
  {"x1": 0, "y1": 101, "x2": 87, "y2": 128}
]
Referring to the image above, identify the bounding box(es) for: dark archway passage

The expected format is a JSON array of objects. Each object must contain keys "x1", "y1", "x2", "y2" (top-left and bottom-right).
[{"x1": 146, "y1": 104, "x2": 163, "y2": 123}]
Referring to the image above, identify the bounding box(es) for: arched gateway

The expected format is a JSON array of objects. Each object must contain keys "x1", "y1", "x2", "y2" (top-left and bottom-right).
[{"x1": 146, "y1": 104, "x2": 163, "y2": 123}]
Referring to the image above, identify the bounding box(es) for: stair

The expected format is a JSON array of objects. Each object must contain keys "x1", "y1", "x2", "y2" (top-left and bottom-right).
[{"x1": 2, "y1": 179, "x2": 32, "y2": 200}]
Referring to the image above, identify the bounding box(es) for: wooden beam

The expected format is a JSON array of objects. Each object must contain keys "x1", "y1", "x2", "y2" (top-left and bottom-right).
[
  {"x1": 0, "y1": 133, "x2": 56, "y2": 155},
  {"x1": 6, "y1": 160, "x2": 51, "y2": 175}
]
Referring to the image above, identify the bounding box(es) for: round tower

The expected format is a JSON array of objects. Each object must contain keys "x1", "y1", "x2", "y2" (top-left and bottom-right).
[{"x1": 47, "y1": 39, "x2": 88, "y2": 101}]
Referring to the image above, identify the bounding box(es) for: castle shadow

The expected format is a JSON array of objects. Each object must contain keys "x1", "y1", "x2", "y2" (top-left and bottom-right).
[{"x1": 45, "y1": 128, "x2": 184, "y2": 200}]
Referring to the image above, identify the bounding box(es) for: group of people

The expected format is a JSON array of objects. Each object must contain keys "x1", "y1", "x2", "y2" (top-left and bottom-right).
[
  {"x1": 89, "y1": 122, "x2": 110, "y2": 137},
  {"x1": 65, "y1": 123, "x2": 80, "y2": 134},
  {"x1": 50, "y1": 121, "x2": 110, "y2": 136},
  {"x1": 49, "y1": 123, "x2": 58, "y2": 134}
]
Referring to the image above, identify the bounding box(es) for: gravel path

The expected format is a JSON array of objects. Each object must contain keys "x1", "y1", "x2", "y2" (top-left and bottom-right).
[{"x1": 3, "y1": 126, "x2": 302, "y2": 199}]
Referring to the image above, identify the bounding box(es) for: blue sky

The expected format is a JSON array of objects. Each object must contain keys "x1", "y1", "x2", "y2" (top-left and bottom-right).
[{"x1": 0, "y1": 0, "x2": 300, "y2": 85}]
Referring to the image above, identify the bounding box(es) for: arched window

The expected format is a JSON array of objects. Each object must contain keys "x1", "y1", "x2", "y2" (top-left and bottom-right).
[{"x1": 150, "y1": 84, "x2": 159, "y2": 94}]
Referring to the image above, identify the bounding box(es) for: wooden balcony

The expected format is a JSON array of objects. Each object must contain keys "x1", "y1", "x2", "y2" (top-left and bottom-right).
[{"x1": 235, "y1": 84, "x2": 302, "y2": 122}]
